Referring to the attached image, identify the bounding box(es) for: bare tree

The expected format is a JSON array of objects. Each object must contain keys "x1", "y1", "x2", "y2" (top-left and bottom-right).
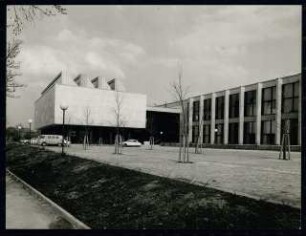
[
  {"x1": 113, "y1": 90, "x2": 125, "y2": 154},
  {"x1": 195, "y1": 119, "x2": 204, "y2": 154},
  {"x1": 7, "y1": 5, "x2": 67, "y2": 36},
  {"x1": 83, "y1": 107, "x2": 92, "y2": 150},
  {"x1": 146, "y1": 112, "x2": 156, "y2": 150},
  {"x1": 6, "y1": 6, "x2": 67, "y2": 96},
  {"x1": 171, "y1": 66, "x2": 191, "y2": 163},
  {"x1": 6, "y1": 39, "x2": 24, "y2": 97}
]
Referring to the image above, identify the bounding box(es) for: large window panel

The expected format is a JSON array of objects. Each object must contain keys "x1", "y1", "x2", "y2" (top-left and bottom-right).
[
  {"x1": 203, "y1": 99, "x2": 211, "y2": 120},
  {"x1": 203, "y1": 125, "x2": 210, "y2": 144},
  {"x1": 216, "y1": 96, "x2": 224, "y2": 119},
  {"x1": 282, "y1": 82, "x2": 299, "y2": 113},
  {"x1": 244, "y1": 90, "x2": 256, "y2": 117},
  {"x1": 229, "y1": 94, "x2": 239, "y2": 118},
  {"x1": 193, "y1": 101, "x2": 200, "y2": 121},
  {"x1": 262, "y1": 86, "x2": 276, "y2": 115}
]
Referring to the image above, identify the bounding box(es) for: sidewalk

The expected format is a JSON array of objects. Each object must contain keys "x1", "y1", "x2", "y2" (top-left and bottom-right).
[
  {"x1": 6, "y1": 174, "x2": 60, "y2": 229},
  {"x1": 47, "y1": 145, "x2": 301, "y2": 209}
]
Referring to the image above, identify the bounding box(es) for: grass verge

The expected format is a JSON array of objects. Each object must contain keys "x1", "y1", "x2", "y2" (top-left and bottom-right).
[{"x1": 6, "y1": 144, "x2": 300, "y2": 229}]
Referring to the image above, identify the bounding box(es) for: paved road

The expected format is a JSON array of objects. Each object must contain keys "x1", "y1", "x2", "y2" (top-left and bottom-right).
[
  {"x1": 6, "y1": 174, "x2": 61, "y2": 229},
  {"x1": 47, "y1": 145, "x2": 301, "y2": 208}
]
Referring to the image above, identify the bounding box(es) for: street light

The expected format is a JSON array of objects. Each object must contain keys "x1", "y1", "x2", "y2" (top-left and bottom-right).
[
  {"x1": 160, "y1": 131, "x2": 163, "y2": 143},
  {"x1": 17, "y1": 125, "x2": 22, "y2": 141},
  {"x1": 60, "y1": 104, "x2": 69, "y2": 156},
  {"x1": 28, "y1": 119, "x2": 32, "y2": 143}
]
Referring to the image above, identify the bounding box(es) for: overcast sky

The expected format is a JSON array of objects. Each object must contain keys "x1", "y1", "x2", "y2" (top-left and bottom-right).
[{"x1": 6, "y1": 5, "x2": 301, "y2": 128}]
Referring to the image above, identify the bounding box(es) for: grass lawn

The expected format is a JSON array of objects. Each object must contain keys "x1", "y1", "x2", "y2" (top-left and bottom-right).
[{"x1": 6, "y1": 144, "x2": 300, "y2": 229}]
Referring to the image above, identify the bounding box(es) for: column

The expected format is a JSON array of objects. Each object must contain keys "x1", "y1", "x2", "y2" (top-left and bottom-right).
[
  {"x1": 199, "y1": 95, "x2": 204, "y2": 144},
  {"x1": 275, "y1": 78, "x2": 282, "y2": 145},
  {"x1": 239, "y1": 86, "x2": 245, "y2": 145},
  {"x1": 188, "y1": 97, "x2": 193, "y2": 143},
  {"x1": 256, "y1": 83, "x2": 263, "y2": 145},
  {"x1": 298, "y1": 78, "x2": 302, "y2": 145},
  {"x1": 224, "y1": 90, "x2": 229, "y2": 144},
  {"x1": 210, "y1": 93, "x2": 216, "y2": 144}
]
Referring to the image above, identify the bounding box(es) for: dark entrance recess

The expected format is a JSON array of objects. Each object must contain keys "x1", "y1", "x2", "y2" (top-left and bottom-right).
[{"x1": 40, "y1": 110, "x2": 180, "y2": 144}]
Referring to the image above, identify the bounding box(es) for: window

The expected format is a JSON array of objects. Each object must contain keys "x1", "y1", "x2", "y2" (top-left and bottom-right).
[
  {"x1": 215, "y1": 124, "x2": 223, "y2": 144},
  {"x1": 203, "y1": 99, "x2": 211, "y2": 120},
  {"x1": 261, "y1": 120, "x2": 275, "y2": 144},
  {"x1": 262, "y1": 87, "x2": 276, "y2": 115},
  {"x1": 193, "y1": 101, "x2": 200, "y2": 122},
  {"x1": 281, "y1": 119, "x2": 298, "y2": 145},
  {"x1": 244, "y1": 122, "x2": 256, "y2": 144},
  {"x1": 229, "y1": 94, "x2": 239, "y2": 118},
  {"x1": 244, "y1": 90, "x2": 256, "y2": 117},
  {"x1": 192, "y1": 125, "x2": 199, "y2": 143},
  {"x1": 216, "y1": 96, "x2": 224, "y2": 119},
  {"x1": 203, "y1": 125, "x2": 210, "y2": 144},
  {"x1": 282, "y1": 82, "x2": 299, "y2": 113},
  {"x1": 228, "y1": 123, "x2": 239, "y2": 144}
]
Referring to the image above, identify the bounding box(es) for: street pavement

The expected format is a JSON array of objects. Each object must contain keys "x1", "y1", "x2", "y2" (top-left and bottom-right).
[
  {"x1": 47, "y1": 144, "x2": 301, "y2": 208},
  {"x1": 6, "y1": 174, "x2": 61, "y2": 229}
]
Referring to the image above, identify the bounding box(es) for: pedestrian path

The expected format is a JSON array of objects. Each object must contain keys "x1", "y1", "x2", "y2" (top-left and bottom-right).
[{"x1": 6, "y1": 174, "x2": 60, "y2": 229}]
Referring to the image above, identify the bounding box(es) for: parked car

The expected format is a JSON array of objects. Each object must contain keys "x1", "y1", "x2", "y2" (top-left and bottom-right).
[
  {"x1": 38, "y1": 135, "x2": 70, "y2": 147},
  {"x1": 122, "y1": 139, "x2": 142, "y2": 147},
  {"x1": 20, "y1": 139, "x2": 30, "y2": 144}
]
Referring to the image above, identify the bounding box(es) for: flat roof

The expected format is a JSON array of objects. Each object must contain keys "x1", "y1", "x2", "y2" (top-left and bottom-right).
[{"x1": 146, "y1": 106, "x2": 180, "y2": 114}]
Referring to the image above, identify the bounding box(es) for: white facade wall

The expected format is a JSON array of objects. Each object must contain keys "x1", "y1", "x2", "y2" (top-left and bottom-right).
[{"x1": 35, "y1": 84, "x2": 147, "y2": 129}]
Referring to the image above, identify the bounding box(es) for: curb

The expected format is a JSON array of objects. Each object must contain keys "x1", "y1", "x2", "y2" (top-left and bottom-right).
[{"x1": 6, "y1": 169, "x2": 91, "y2": 230}]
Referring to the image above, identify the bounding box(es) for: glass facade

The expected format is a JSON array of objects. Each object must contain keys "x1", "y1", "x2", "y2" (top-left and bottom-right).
[
  {"x1": 216, "y1": 96, "x2": 224, "y2": 119},
  {"x1": 192, "y1": 125, "x2": 199, "y2": 143},
  {"x1": 280, "y1": 118, "x2": 298, "y2": 145},
  {"x1": 261, "y1": 120, "x2": 276, "y2": 144},
  {"x1": 244, "y1": 90, "x2": 256, "y2": 117},
  {"x1": 228, "y1": 123, "x2": 239, "y2": 144},
  {"x1": 203, "y1": 125, "x2": 210, "y2": 144},
  {"x1": 282, "y1": 82, "x2": 299, "y2": 113},
  {"x1": 229, "y1": 94, "x2": 239, "y2": 118},
  {"x1": 193, "y1": 101, "x2": 200, "y2": 121},
  {"x1": 203, "y1": 99, "x2": 211, "y2": 120},
  {"x1": 215, "y1": 124, "x2": 223, "y2": 144},
  {"x1": 262, "y1": 86, "x2": 276, "y2": 115},
  {"x1": 244, "y1": 121, "x2": 256, "y2": 144}
]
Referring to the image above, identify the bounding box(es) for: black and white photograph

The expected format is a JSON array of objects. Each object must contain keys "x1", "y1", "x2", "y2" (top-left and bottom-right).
[{"x1": 5, "y1": 5, "x2": 302, "y2": 230}]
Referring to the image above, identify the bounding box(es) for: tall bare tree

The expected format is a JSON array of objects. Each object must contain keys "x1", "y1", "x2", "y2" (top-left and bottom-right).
[
  {"x1": 6, "y1": 6, "x2": 67, "y2": 96},
  {"x1": 171, "y1": 66, "x2": 191, "y2": 163},
  {"x1": 83, "y1": 107, "x2": 92, "y2": 150},
  {"x1": 113, "y1": 90, "x2": 125, "y2": 154}
]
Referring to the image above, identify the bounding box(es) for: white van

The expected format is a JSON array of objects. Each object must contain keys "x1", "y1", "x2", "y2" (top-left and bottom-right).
[{"x1": 38, "y1": 135, "x2": 70, "y2": 147}]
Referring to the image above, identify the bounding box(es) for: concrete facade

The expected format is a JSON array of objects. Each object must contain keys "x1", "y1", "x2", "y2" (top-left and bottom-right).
[
  {"x1": 186, "y1": 73, "x2": 301, "y2": 146},
  {"x1": 160, "y1": 73, "x2": 301, "y2": 147},
  {"x1": 34, "y1": 72, "x2": 180, "y2": 144},
  {"x1": 35, "y1": 82, "x2": 147, "y2": 130}
]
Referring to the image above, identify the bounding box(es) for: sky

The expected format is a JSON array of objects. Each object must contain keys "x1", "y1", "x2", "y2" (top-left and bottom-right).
[{"x1": 6, "y1": 5, "x2": 301, "y2": 128}]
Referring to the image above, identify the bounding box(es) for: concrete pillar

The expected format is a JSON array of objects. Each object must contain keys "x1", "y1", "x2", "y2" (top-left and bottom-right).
[
  {"x1": 224, "y1": 90, "x2": 229, "y2": 144},
  {"x1": 199, "y1": 95, "x2": 204, "y2": 144},
  {"x1": 275, "y1": 78, "x2": 282, "y2": 145},
  {"x1": 239, "y1": 86, "x2": 245, "y2": 145},
  {"x1": 256, "y1": 83, "x2": 263, "y2": 145},
  {"x1": 188, "y1": 97, "x2": 194, "y2": 143},
  {"x1": 210, "y1": 93, "x2": 216, "y2": 144},
  {"x1": 298, "y1": 79, "x2": 302, "y2": 145}
]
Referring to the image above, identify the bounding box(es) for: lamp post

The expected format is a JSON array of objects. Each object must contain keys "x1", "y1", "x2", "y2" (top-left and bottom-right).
[
  {"x1": 17, "y1": 125, "x2": 22, "y2": 141},
  {"x1": 160, "y1": 131, "x2": 163, "y2": 143},
  {"x1": 28, "y1": 119, "x2": 32, "y2": 143},
  {"x1": 60, "y1": 104, "x2": 69, "y2": 156}
]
